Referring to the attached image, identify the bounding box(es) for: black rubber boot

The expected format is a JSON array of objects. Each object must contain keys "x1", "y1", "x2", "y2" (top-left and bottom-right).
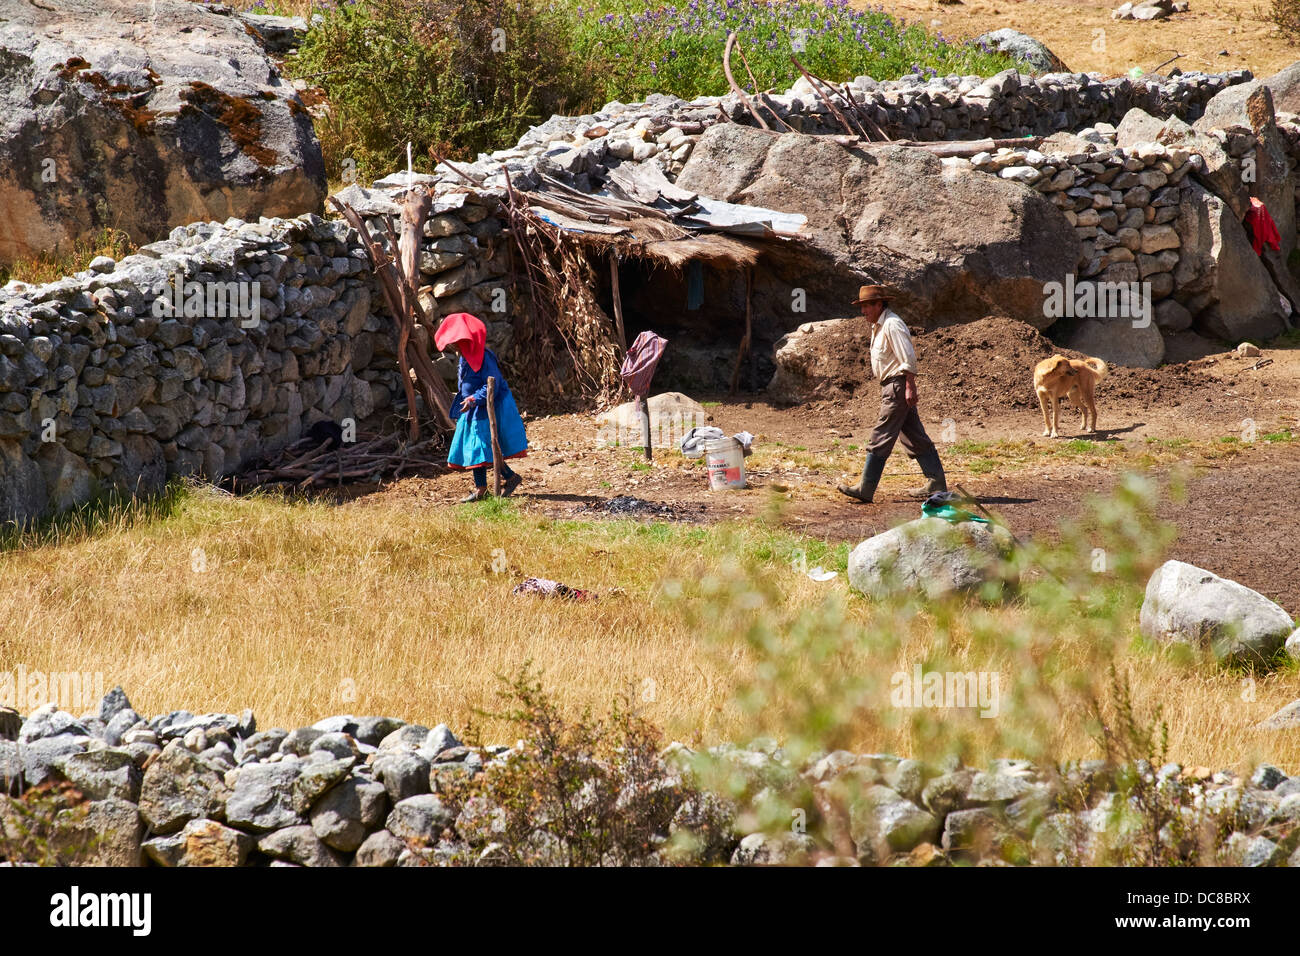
[
  {"x1": 907, "y1": 449, "x2": 948, "y2": 498},
  {"x1": 838, "y1": 453, "x2": 888, "y2": 503}
]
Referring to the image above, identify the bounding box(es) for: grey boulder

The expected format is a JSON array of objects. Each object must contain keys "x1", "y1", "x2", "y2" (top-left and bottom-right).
[
  {"x1": 848, "y1": 517, "x2": 1016, "y2": 600},
  {"x1": 1139, "y1": 560, "x2": 1294, "y2": 667},
  {"x1": 223, "y1": 761, "x2": 304, "y2": 832},
  {"x1": 973, "y1": 29, "x2": 1068, "y2": 74},
  {"x1": 310, "y1": 775, "x2": 388, "y2": 852},
  {"x1": 138, "y1": 741, "x2": 231, "y2": 834}
]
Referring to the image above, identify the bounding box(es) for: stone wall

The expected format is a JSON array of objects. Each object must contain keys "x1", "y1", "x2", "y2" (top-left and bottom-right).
[
  {"x1": 0, "y1": 181, "x2": 514, "y2": 527},
  {"x1": 3, "y1": 687, "x2": 1299, "y2": 866},
  {"x1": 0, "y1": 66, "x2": 1286, "y2": 523},
  {"x1": 461, "y1": 68, "x2": 1253, "y2": 194},
  {"x1": 0, "y1": 215, "x2": 389, "y2": 523}
]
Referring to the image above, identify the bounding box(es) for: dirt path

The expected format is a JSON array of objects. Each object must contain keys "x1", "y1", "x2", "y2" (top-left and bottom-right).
[
  {"x1": 359, "y1": 329, "x2": 1300, "y2": 610},
  {"x1": 875, "y1": 0, "x2": 1298, "y2": 79}
]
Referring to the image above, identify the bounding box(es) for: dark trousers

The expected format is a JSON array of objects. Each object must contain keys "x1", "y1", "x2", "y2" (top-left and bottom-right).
[
  {"x1": 867, "y1": 376, "x2": 938, "y2": 460},
  {"x1": 472, "y1": 462, "x2": 517, "y2": 488}
]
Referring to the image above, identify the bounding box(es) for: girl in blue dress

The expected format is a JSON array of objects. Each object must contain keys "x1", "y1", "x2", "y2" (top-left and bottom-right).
[{"x1": 434, "y1": 312, "x2": 529, "y2": 502}]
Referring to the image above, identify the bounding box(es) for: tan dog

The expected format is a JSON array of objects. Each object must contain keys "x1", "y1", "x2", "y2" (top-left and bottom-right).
[{"x1": 1034, "y1": 354, "x2": 1108, "y2": 437}]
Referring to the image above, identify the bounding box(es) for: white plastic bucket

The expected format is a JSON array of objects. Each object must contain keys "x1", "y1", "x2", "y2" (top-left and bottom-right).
[{"x1": 705, "y1": 437, "x2": 746, "y2": 490}]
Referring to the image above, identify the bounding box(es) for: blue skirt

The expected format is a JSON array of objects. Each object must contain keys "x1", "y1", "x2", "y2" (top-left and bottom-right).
[{"x1": 447, "y1": 391, "x2": 529, "y2": 470}]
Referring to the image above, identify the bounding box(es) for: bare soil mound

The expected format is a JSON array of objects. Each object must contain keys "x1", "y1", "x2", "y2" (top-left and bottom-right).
[{"x1": 787, "y1": 315, "x2": 1226, "y2": 420}]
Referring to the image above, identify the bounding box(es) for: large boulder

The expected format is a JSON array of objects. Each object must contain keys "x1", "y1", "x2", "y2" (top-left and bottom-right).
[
  {"x1": 1196, "y1": 61, "x2": 1300, "y2": 133},
  {"x1": 0, "y1": 0, "x2": 325, "y2": 264},
  {"x1": 1067, "y1": 315, "x2": 1166, "y2": 368},
  {"x1": 595, "y1": 391, "x2": 708, "y2": 448},
  {"x1": 1174, "y1": 182, "x2": 1287, "y2": 342},
  {"x1": 767, "y1": 318, "x2": 852, "y2": 404},
  {"x1": 847, "y1": 517, "x2": 1017, "y2": 600},
  {"x1": 1139, "y1": 560, "x2": 1294, "y2": 667},
  {"x1": 973, "y1": 29, "x2": 1068, "y2": 74},
  {"x1": 675, "y1": 125, "x2": 1081, "y2": 329}
]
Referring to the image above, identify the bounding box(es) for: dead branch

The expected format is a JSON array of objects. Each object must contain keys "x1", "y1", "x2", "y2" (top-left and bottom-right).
[{"x1": 724, "y1": 32, "x2": 771, "y2": 130}]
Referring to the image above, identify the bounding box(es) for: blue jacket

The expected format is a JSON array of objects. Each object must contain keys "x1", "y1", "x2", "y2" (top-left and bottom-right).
[{"x1": 450, "y1": 349, "x2": 513, "y2": 423}]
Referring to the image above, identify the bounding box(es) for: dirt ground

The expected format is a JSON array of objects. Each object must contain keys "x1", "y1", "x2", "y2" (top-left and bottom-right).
[
  {"x1": 878, "y1": 0, "x2": 1298, "y2": 78},
  {"x1": 340, "y1": 317, "x2": 1300, "y2": 611}
]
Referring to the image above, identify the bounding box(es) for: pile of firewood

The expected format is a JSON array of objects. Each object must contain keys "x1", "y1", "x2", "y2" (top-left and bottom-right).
[{"x1": 226, "y1": 431, "x2": 444, "y2": 491}]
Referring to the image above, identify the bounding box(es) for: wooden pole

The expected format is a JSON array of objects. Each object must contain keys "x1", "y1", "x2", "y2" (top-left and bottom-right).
[
  {"x1": 609, "y1": 252, "x2": 628, "y2": 354},
  {"x1": 729, "y1": 268, "x2": 753, "y2": 395},
  {"x1": 723, "y1": 32, "x2": 770, "y2": 130},
  {"x1": 637, "y1": 394, "x2": 652, "y2": 462},
  {"x1": 486, "y1": 376, "x2": 503, "y2": 497}
]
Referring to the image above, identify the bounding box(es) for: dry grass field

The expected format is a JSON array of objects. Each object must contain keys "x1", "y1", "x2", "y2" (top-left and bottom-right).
[{"x1": 3, "y1": 479, "x2": 1296, "y2": 772}]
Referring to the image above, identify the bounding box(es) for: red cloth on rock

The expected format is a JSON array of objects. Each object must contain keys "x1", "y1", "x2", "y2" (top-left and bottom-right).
[
  {"x1": 434, "y1": 312, "x2": 486, "y2": 372},
  {"x1": 1245, "y1": 198, "x2": 1282, "y2": 255}
]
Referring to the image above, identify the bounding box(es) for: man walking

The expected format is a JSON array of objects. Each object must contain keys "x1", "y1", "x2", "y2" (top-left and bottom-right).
[{"x1": 837, "y1": 285, "x2": 947, "y2": 503}]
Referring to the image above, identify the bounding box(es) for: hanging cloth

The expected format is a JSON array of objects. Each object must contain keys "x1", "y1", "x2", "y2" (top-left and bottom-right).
[
  {"x1": 1245, "y1": 197, "x2": 1282, "y2": 256},
  {"x1": 686, "y1": 260, "x2": 705, "y2": 311},
  {"x1": 619, "y1": 330, "x2": 668, "y2": 398}
]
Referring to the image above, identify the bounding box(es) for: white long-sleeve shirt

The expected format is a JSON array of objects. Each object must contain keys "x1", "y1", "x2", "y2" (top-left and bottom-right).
[{"x1": 870, "y1": 308, "x2": 918, "y2": 383}]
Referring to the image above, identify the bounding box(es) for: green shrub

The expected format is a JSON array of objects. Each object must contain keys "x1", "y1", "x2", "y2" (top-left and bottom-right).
[
  {"x1": 290, "y1": 0, "x2": 597, "y2": 181},
  {"x1": 434, "y1": 664, "x2": 700, "y2": 866}
]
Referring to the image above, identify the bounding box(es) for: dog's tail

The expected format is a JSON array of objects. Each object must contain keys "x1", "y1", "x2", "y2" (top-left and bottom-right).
[{"x1": 1084, "y1": 357, "x2": 1108, "y2": 380}]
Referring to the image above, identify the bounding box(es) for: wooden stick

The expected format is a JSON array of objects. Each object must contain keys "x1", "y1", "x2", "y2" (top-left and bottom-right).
[
  {"x1": 331, "y1": 198, "x2": 422, "y2": 441},
  {"x1": 486, "y1": 376, "x2": 503, "y2": 497},
  {"x1": 637, "y1": 394, "x2": 652, "y2": 462},
  {"x1": 735, "y1": 42, "x2": 795, "y2": 132},
  {"x1": 789, "y1": 54, "x2": 857, "y2": 136},
  {"x1": 609, "y1": 252, "x2": 628, "y2": 354},
  {"x1": 724, "y1": 32, "x2": 770, "y2": 130},
  {"x1": 729, "y1": 268, "x2": 754, "y2": 395}
]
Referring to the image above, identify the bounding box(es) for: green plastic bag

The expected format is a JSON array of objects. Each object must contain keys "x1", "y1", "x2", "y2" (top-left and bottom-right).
[{"x1": 921, "y1": 499, "x2": 989, "y2": 524}]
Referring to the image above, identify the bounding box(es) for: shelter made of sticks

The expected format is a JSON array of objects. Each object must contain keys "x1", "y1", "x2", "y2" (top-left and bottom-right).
[{"x1": 497, "y1": 160, "x2": 807, "y2": 401}]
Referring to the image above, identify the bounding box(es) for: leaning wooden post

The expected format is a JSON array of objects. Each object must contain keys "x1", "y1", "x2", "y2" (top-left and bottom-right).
[
  {"x1": 609, "y1": 252, "x2": 628, "y2": 355},
  {"x1": 638, "y1": 395, "x2": 652, "y2": 462},
  {"x1": 486, "y1": 376, "x2": 503, "y2": 497}
]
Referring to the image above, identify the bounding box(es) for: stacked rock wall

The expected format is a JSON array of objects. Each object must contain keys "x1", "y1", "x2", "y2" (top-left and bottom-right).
[
  {"x1": 0, "y1": 183, "x2": 514, "y2": 526},
  {"x1": 734, "y1": 68, "x2": 1250, "y2": 142},
  {"x1": 4, "y1": 688, "x2": 1300, "y2": 867},
  {"x1": 0, "y1": 67, "x2": 1284, "y2": 522}
]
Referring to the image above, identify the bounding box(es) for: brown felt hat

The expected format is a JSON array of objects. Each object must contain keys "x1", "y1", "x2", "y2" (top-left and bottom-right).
[{"x1": 853, "y1": 284, "x2": 893, "y2": 305}]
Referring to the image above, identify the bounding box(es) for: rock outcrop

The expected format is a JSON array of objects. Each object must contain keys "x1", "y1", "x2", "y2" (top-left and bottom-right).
[
  {"x1": 676, "y1": 125, "x2": 1081, "y2": 329},
  {"x1": 0, "y1": 0, "x2": 325, "y2": 265}
]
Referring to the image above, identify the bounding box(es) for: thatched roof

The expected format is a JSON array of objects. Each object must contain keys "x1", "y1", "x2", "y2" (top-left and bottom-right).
[{"x1": 521, "y1": 168, "x2": 802, "y2": 271}]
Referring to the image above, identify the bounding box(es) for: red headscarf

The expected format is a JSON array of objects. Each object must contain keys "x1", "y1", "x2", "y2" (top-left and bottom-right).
[{"x1": 434, "y1": 312, "x2": 486, "y2": 372}]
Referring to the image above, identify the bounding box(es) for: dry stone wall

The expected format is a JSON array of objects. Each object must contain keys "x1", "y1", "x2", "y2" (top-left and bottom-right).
[{"x1": 0, "y1": 66, "x2": 1286, "y2": 523}]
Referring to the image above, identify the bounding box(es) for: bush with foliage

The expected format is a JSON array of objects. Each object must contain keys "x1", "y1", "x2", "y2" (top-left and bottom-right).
[
  {"x1": 290, "y1": 0, "x2": 598, "y2": 181},
  {"x1": 433, "y1": 665, "x2": 704, "y2": 866},
  {"x1": 288, "y1": 0, "x2": 1022, "y2": 181}
]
